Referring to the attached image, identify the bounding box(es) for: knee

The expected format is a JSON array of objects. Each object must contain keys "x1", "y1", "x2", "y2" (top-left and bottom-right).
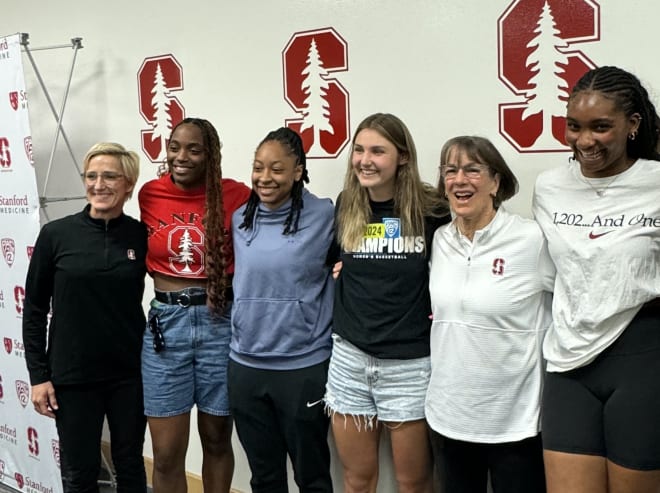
[
  {"x1": 111, "y1": 453, "x2": 147, "y2": 483},
  {"x1": 200, "y1": 433, "x2": 233, "y2": 457},
  {"x1": 250, "y1": 477, "x2": 289, "y2": 493},
  {"x1": 61, "y1": 465, "x2": 99, "y2": 493},
  {"x1": 395, "y1": 472, "x2": 433, "y2": 493},
  {"x1": 199, "y1": 418, "x2": 233, "y2": 457},
  {"x1": 343, "y1": 472, "x2": 378, "y2": 493},
  {"x1": 152, "y1": 446, "x2": 186, "y2": 474}
]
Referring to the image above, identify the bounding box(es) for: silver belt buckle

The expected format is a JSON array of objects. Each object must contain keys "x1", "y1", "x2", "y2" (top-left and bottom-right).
[{"x1": 176, "y1": 293, "x2": 192, "y2": 307}]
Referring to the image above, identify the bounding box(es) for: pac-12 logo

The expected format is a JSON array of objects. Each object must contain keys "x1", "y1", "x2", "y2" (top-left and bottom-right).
[
  {"x1": 283, "y1": 27, "x2": 350, "y2": 158},
  {"x1": 51, "y1": 439, "x2": 60, "y2": 468},
  {"x1": 16, "y1": 380, "x2": 29, "y2": 408},
  {"x1": 2, "y1": 238, "x2": 15, "y2": 267},
  {"x1": 138, "y1": 55, "x2": 185, "y2": 163},
  {"x1": 498, "y1": 0, "x2": 599, "y2": 152},
  {"x1": 24, "y1": 136, "x2": 34, "y2": 166}
]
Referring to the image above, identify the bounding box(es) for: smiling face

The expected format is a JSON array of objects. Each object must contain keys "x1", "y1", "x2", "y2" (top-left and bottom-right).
[
  {"x1": 85, "y1": 154, "x2": 132, "y2": 220},
  {"x1": 351, "y1": 128, "x2": 406, "y2": 201},
  {"x1": 565, "y1": 91, "x2": 641, "y2": 178},
  {"x1": 252, "y1": 140, "x2": 303, "y2": 210},
  {"x1": 167, "y1": 123, "x2": 207, "y2": 190},
  {"x1": 443, "y1": 146, "x2": 499, "y2": 232}
]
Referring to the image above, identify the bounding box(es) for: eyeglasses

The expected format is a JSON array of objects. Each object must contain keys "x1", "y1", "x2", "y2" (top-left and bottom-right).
[
  {"x1": 440, "y1": 163, "x2": 490, "y2": 180},
  {"x1": 148, "y1": 315, "x2": 165, "y2": 353},
  {"x1": 82, "y1": 171, "x2": 124, "y2": 183}
]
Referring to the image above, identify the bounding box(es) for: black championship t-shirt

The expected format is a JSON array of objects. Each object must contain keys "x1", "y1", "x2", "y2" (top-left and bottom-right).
[{"x1": 333, "y1": 196, "x2": 449, "y2": 359}]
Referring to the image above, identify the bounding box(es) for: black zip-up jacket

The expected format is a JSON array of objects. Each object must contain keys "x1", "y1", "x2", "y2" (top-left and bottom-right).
[{"x1": 23, "y1": 205, "x2": 147, "y2": 385}]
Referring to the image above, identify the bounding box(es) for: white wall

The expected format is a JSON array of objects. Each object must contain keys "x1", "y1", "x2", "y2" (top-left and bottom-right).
[{"x1": 4, "y1": 1, "x2": 660, "y2": 491}]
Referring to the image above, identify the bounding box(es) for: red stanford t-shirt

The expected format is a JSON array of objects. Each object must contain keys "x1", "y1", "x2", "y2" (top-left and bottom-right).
[{"x1": 139, "y1": 174, "x2": 250, "y2": 278}]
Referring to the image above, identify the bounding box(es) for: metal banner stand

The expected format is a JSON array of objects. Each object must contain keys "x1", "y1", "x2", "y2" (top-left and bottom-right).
[
  {"x1": 19, "y1": 33, "x2": 117, "y2": 490},
  {"x1": 20, "y1": 33, "x2": 86, "y2": 222}
]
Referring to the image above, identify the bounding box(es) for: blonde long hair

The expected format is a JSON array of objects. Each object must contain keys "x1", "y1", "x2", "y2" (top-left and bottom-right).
[{"x1": 337, "y1": 113, "x2": 447, "y2": 251}]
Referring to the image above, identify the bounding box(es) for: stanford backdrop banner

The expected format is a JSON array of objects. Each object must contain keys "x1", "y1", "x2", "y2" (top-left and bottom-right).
[{"x1": 0, "y1": 32, "x2": 61, "y2": 493}]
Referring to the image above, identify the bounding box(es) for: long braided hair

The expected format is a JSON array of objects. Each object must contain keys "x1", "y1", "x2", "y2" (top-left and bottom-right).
[
  {"x1": 169, "y1": 118, "x2": 229, "y2": 314},
  {"x1": 571, "y1": 66, "x2": 660, "y2": 161},
  {"x1": 239, "y1": 127, "x2": 309, "y2": 235}
]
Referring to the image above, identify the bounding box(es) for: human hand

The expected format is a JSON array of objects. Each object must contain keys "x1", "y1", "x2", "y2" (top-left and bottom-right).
[
  {"x1": 332, "y1": 261, "x2": 343, "y2": 280},
  {"x1": 31, "y1": 381, "x2": 58, "y2": 418}
]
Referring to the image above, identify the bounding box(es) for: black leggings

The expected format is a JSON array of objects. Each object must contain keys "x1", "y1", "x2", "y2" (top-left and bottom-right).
[{"x1": 433, "y1": 433, "x2": 545, "y2": 493}]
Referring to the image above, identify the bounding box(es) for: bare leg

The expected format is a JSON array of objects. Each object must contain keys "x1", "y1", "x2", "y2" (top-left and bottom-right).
[
  {"x1": 332, "y1": 413, "x2": 381, "y2": 493},
  {"x1": 197, "y1": 411, "x2": 234, "y2": 493},
  {"x1": 148, "y1": 413, "x2": 191, "y2": 493},
  {"x1": 607, "y1": 460, "x2": 660, "y2": 493},
  {"x1": 544, "y1": 450, "x2": 607, "y2": 493},
  {"x1": 388, "y1": 419, "x2": 433, "y2": 493}
]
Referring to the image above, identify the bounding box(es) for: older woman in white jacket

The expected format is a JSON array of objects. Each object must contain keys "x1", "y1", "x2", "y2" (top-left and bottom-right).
[{"x1": 426, "y1": 136, "x2": 554, "y2": 493}]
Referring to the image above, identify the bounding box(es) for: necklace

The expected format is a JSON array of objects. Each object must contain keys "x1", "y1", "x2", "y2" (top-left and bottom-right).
[{"x1": 581, "y1": 172, "x2": 622, "y2": 197}]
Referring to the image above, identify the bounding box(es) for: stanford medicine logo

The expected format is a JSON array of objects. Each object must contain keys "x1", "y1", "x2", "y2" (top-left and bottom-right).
[
  {"x1": 8, "y1": 89, "x2": 27, "y2": 112},
  {"x1": 283, "y1": 27, "x2": 350, "y2": 158},
  {"x1": 138, "y1": 55, "x2": 185, "y2": 163},
  {"x1": 498, "y1": 0, "x2": 599, "y2": 152}
]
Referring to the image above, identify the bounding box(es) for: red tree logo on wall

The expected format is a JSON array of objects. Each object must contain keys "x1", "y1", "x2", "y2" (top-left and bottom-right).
[
  {"x1": 498, "y1": 0, "x2": 599, "y2": 152},
  {"x1": 283, "y1": 27, "x2": 350, "y2": 158},
  {"x1": 138, "y1": 55, "x2": 185, "y2": 163}
]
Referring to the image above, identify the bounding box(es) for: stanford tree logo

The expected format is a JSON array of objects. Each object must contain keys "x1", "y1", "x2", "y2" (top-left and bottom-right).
[
  {"x1": 283, "y1": 27, "x2": 350, "y2": 158},
  {"x1": 138, "y1": 55, "x2": 185, "y2": 163},
  {"x1": 168, "y1": 226, "x2": 204, "y2": 276},
  {"x1": 0, "y1": 137, "x2": 11, "y2": 168},
  {"x1": 498, "y1": 0, "x2": 599, "y2": 152}
]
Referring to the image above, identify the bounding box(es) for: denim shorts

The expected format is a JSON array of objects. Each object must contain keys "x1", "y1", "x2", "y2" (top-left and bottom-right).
[
  {"x1": 142, "y1": 296, "x2": 232, "y2": 417},
  {"x1": 324, "y1": 334, "x2": 431, "y2": 427}
]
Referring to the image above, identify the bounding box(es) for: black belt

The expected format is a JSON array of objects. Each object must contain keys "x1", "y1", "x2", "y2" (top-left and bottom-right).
[
  {"x1": 155, "y1": 289, "x2": 207, "y2": 307},
  {"x1": 154, "y1": 287, "x2": 233, "y2": 307}
]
